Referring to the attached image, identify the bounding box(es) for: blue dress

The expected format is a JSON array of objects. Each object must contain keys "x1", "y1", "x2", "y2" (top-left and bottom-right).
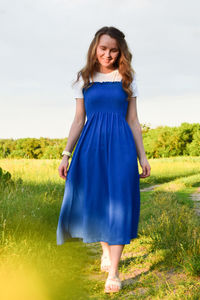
[{"x1": 56, "y1": 70, "x2": 140, "y2": 245}]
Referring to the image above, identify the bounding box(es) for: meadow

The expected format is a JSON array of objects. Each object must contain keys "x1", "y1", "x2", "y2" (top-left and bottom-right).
[{"x1": 0, "y1": 157, "x2": 200, "y2": 299}]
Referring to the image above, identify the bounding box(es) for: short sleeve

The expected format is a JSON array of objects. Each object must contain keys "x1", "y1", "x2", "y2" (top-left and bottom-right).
[
  {"x1": 130, "y1": 72, "x2": 139, "y2": 97},
  {"x1": 72, "y1": 74, "x2": 84, "y2": 99}
]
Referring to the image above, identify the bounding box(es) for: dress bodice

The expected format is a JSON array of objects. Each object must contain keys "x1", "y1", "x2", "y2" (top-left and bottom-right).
[
  {"x1": 72, "y1": 69, "x2": 138, "y2": 119},
  {"x1": 83, "y1": 81, "x2": 129, "y2": 119}
]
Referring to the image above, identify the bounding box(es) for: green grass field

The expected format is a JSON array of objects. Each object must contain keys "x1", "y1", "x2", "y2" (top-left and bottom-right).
[{"x1": 0, "y1": 157, "x2": 200, "y2": 299}]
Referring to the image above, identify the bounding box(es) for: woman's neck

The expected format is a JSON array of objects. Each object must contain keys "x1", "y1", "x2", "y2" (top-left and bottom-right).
[{"x1": 97, "y1": 66, "x2": 117, "y2": 74}]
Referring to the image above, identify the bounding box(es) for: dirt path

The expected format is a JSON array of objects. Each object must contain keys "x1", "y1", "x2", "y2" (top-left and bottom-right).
[
  {"x1": 140, "y1": 184, "x2": 161, "y2": 192},
  {"x1": 189, "y1": 187, "x2": 200, "y2": 216},
  {"x1": 141, "y1": 185, "x2": 200, "y2": 217}
]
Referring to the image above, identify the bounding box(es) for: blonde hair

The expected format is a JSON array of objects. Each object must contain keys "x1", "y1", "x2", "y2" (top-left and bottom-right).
[{"x1": 73, "y1": 26, "x2": 136, "y2": 100}]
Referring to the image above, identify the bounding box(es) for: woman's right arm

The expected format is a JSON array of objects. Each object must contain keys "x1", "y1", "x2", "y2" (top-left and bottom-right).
[{"x1": 58, "y1": 98, "x2": 86, "y2": 179}]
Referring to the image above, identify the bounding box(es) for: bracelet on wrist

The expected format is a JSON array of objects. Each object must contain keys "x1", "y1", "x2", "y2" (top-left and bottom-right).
[{"x1": 62, "y1": 150, "x2": 72, "y2": 158}]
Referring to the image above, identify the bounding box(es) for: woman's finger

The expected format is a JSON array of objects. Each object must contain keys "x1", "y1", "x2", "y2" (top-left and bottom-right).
[
  {"x1": 143, "y1": 165, "x2": 147, "y2": 176},
  {"x1": 58, "y1": 166, "x2": 66, "y2": 180},
  {"x1": 142, "y1": 165, "x2": 150, "y2": 177},
  {"x1": 64, "y1": 166, "x2": 67, "y2": 177},
  {"x1": 61, "y1": 166, "x2": 66, "y2": 178},
  {"x1": 146, "y1": 165, "x2": 148, "y2": 175}
]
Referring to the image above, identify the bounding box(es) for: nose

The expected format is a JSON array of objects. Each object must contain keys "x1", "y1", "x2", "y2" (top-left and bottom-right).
[{"x1": 105, "y1": 50, "x2": 111, "y2": 57}]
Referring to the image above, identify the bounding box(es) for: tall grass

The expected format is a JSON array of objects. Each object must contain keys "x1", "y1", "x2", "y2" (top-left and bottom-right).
[
  {"x1": 0, "y1": 157, "x2": 200, "y2": 299},
  {"x1": 140, "y1": 190, "x2": 200, "y2": 276},
  {"x1": 0, "y1": 160, "x2": 92, "y2": 300}
]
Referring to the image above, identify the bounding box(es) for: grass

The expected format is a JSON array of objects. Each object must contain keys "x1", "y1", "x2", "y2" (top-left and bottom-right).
[{"x1": 0, "y1": 157, "x2": 200, "y2": 299}]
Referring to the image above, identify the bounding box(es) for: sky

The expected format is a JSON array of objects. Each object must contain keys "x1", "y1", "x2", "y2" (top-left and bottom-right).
[{"x1": 0, "y1": 0, "x2": 199, "y2": 139}]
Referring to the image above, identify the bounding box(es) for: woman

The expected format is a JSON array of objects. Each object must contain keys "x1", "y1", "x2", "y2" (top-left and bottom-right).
[{"x1": 57, "y1": 26, "x2": 151, "y2": 293}]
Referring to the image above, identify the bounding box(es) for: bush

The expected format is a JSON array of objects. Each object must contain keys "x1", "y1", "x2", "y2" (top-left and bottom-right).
[{"x1": 0, "y1": 122, "x2": 199, "y2": 159}]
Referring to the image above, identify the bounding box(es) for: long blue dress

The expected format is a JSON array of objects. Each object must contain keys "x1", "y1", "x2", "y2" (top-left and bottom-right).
[{"x1": 56, "y1": 70, "x2": 140, "y2": 245}]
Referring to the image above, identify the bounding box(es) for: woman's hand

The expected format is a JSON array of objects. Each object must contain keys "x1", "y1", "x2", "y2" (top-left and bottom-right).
[
  {"x1": 139, "y1": 156, "x2": 151, "y2": 178},
  {"x1": 58, "y1": 156, "x2": 69, "y2": 180}
]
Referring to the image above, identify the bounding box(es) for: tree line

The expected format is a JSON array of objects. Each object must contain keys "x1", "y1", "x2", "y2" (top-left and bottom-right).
[{"x1": 0, "y1": 122, "x2": 199, "y2": 159}]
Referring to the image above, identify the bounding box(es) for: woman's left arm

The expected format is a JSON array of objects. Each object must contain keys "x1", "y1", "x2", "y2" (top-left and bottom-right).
[{"x1": 126, "y1": 97, "x2": 151, "y2": 178}]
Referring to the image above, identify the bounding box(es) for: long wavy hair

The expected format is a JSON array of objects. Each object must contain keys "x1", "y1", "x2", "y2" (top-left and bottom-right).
[{"x1": 72, "y1": 26, "x2": 136, "y2": 101}]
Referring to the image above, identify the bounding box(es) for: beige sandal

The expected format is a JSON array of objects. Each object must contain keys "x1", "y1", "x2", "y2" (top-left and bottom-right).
[
  {"x1": 104, "y1": 275, "x2": 122, "y2": 293},
  {"x1": 100, "y1": 255, "x2": 111, "y2": 272}
]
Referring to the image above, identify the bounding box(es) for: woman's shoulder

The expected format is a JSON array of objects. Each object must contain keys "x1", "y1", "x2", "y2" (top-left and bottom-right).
[
  {"x1": 71, "y1": 73, "x2": 84, "y2": 99},
  {"x1": 130, "y1": 70, "x2": 138, "y2": 97}
]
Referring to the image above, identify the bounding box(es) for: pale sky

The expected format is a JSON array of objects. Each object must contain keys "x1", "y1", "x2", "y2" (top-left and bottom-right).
[{"x1": 0, "y1": 0, "x2": 199, "y2": 139}]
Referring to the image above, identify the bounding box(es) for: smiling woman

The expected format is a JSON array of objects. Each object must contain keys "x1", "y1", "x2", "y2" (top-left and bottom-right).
[{"x1": 56, "y1": 26, "x2": 151, "y2": 294}]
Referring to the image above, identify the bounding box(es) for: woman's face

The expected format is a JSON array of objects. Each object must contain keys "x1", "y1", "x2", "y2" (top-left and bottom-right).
[{"x1": 96, "y1": 34, "x2": 120, "y2": 70}]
